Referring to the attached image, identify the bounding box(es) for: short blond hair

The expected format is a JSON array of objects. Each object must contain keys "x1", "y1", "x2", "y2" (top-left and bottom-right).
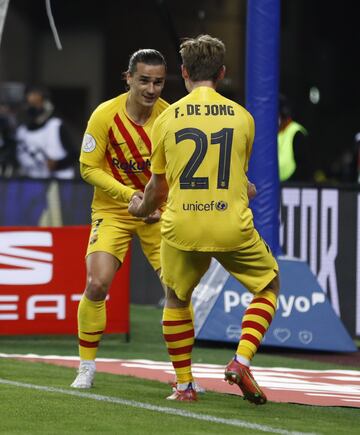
[{"x1": 179, "y1": 34, "x2": 226, "y2": 82}]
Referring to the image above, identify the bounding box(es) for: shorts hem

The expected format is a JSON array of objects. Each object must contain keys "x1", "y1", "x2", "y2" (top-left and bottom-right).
[
  {"x1": 251, "y1": 268, "x2": 278, "y2": 294},
  {"x1": 86, "y1": 248, "x2": 124, "y2": 265},
  {"x1": 160, "y1": 276, "x2": 188, "y2": 302},
  {"x1": 162, "y1": 237, "x2": 244, "y2": 252}
]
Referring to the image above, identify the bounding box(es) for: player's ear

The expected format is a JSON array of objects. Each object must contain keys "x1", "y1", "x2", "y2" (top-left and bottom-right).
[
  {"x1": 126, "y1": 72, "x2": 132, "y2": 87},
  {"x1": 181, "y1": 65, "x2": 189, "y2": 80}
]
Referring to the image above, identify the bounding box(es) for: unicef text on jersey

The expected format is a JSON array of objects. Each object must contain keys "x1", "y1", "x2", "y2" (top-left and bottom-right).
[{"x1": 182, "y1": 200, "x2": 228, "y2": 212}]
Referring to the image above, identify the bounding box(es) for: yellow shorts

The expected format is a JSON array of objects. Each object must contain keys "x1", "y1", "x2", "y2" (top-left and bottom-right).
[
  {"x1": 86, "y1": 213, "x2": 161, "y2": 270},
  {"x1": 160, "y1": 229, "x2": 278, "y2": 302}
]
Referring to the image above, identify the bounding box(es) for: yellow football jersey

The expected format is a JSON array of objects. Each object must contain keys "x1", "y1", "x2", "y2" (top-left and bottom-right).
[
  {"x1": 80, "y1": 92, "x2": 169, "y2": 216},
  {"x1": 151, "y1": 86, "x2": 255, "y2": 251}
]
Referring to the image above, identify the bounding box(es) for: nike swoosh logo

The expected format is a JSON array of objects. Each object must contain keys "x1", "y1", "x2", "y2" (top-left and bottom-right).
[{"x1": 117, "y1": 141, "x2": 127, "y2": 146}]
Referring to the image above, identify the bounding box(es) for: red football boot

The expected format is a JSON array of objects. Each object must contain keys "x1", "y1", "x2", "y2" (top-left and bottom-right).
[
  {"x1": 224, "y1": 359, "x2": 267, "y2": 405},
  {"x1": 166, "y1": 382, "x2": 198, "y2": 401}
]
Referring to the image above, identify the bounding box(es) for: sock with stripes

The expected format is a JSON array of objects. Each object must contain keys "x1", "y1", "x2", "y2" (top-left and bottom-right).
[
  {"x1": 77, "y1": 295, "x2": 106, "y2": 361},
  {"x1": 189, "y1": 301, "x2": 195, "y2": 324},
  {"x1": 236, "y1": 290, "x2": 277, "y2": 363},
  {"x1": 162, "y1": 306, "x2": 194, "y2": 384}
]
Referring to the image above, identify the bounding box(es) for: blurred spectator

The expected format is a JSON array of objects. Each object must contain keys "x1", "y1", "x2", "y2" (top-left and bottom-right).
[
  {"x1": 16, "y1": 86, "x2": 77, "y2": 179},
  {"x1": 328, "y1": 132, "x2": 360, "y2": 183},
  {"x1": 0, "y1": 103, "x2": 17, "y2": 177},
  {"x1": 278, "y1": 94, "x2": 312, "y2": 182}
]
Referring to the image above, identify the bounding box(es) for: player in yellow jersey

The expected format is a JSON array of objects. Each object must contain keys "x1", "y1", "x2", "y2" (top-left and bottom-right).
[
  {"x1": 70, "y1": 49, "x2": 168, "y2": 389},
  {"x1": 128, "y1": 35, "x2": 280, "y2": 404}
]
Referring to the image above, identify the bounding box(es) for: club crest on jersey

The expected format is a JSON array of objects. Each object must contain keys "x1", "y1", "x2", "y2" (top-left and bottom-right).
[{"x1": 82, "y1": 134, "x2": 96, "y2": 152}]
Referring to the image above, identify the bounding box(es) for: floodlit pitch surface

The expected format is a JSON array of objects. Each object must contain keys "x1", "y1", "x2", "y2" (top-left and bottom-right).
[
  {"x1": 1, "y1": 306, "x2": 359, "y2": 433},
  {"x1": 1, "y1": 354, "x2": 360, "y2": 408},
  {"x1": 1, "y1": 358, "x2": 360, "y2": 435}
]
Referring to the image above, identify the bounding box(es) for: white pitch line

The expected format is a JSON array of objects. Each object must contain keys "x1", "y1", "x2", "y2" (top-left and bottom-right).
[
  {"x1": 0, "y1": 378, "x2": 317, "y2": 435},
  {"x1": 305, "y1": 393, "x2": 360, "y2": 399}
]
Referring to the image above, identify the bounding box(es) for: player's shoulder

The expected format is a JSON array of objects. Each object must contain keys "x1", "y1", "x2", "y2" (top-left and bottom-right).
[
  {"x1": 153, "y1": 99, "x2": 177, "y2": 126},
  {"x1": 156, "y1": 97, "x2": 170, "y2": 112},
  {"x1": 217, "y1": 93, "x2": 251, "y2": 116},
  {"x1": 156, "y1": 94, "x2": 188, "y2": 121},
  {"x1": 226, "y1": 96, "x2": 254, "y2": 127},
  {"x1": 90, "y1": 93, "x2": 125, "y2": 119}
]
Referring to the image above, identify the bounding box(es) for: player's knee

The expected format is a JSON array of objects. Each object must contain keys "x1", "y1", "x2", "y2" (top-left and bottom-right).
[
  {"x1": 85, "y1": 277, "x2": 109, "y2": 301},
  {"x1": 165, "y1": 286, "x2": 189, "y2": 308},
  {"x1": 264, "y1": 274, "x2": 280, "y2": 296}
]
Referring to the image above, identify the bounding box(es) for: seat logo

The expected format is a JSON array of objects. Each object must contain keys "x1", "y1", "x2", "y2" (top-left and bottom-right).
[{"x1": 0, "y1": 232, "x2": 53, "y2": 285}]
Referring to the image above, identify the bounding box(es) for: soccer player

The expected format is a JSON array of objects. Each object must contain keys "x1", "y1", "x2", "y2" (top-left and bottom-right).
[
  {"x1": 70, "y1": 49, "x2": 168, "y2": 389},
  {"x1": 128, "y1": 35, "x2": 280, "y2": 404}
]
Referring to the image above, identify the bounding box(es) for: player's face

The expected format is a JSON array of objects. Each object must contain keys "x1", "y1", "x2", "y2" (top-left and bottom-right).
[{"x1": 127, "y1": 63, "x2": 166, "y2": 107}]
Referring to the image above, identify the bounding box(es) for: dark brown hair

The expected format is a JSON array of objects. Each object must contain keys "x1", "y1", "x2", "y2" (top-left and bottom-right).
[{"x1": 179, "y1": 34, "x2": 225, "y2": 81}]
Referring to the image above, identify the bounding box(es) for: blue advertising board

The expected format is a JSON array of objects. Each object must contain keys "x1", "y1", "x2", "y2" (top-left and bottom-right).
[{"x1": 192, "y1": 258, "x2": 356, "y2": 352}]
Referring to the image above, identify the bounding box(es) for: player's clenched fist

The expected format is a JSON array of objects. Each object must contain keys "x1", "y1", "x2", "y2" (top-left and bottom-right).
[{"x1": 129, "y1": 191, "x2": 161, "y2": 224}]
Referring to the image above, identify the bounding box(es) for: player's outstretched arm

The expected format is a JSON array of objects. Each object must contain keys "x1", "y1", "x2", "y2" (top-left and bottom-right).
[
  {"x1": 129, "y1": 191, "x2": 162, "y2": 224},
  {"x1": 129, "y1": 173, "x2": 168, "y2": 218},
  {"x1": 80, "y1": 163, "x2": 135, "y2": 203}
]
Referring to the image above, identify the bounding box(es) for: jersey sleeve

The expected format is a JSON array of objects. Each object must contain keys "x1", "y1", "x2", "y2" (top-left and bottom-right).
[
  {"x1": 80, "y1": 163, "x2": 135, "y2": 203},
  {"x1": 150, "y1": 116, "x2": 167, "y2": 174},
  {"x1": 79, "y1": 106, "x2": 109, "y2": 167},
  {"x1": 244, "y1": 111, "x2": 255, "y2": 172}
]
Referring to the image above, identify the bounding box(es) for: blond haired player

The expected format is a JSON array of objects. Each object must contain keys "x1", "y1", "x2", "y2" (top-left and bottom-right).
[
  {"x1": 129, "y1": 35, "x2": 280, "y2": 404},
  {"x1": 71, "y1": 49, "x2": 168, "y2": 388}
]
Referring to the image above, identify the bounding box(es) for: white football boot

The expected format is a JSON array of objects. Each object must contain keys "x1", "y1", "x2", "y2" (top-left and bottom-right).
[{"x1": 70, "y1": 360, "x2": 96, "y2": 389}]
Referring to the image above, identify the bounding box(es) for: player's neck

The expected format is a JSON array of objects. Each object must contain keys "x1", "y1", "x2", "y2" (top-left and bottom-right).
[
  {"x1": 125, "y1": 97, "x2": 152, "y2": 125},
  {"x1": 188, "y1": 80, "x2": 217, "y2": 92}
]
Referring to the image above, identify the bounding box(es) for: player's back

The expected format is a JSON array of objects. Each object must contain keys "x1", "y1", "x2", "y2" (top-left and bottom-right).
[{"x1": 153, "y1": 86, "x2": 255, "y2": 252}]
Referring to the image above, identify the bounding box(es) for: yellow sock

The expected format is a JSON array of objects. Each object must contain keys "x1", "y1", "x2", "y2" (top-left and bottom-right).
[
  {"x1": 162, "y1": 307, "x2": 194, "y2": 384},
  {"x1": 77, "y1": 295, "x2": 106, "y2": 360},
  {"x1": 236, "y1": 290, "x2": 277, "y2": 362},
  {"x1": 189, "y1": 301, "x2": 195, "y2": 324}
]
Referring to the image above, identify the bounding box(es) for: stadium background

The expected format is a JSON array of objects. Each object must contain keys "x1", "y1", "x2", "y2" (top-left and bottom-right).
[
  {"x1": 1, "y1": 0, "x2": 360, "y2": 173},
  {"x1": 0, "y1": 0, "x2": 359, "y2": 340}
]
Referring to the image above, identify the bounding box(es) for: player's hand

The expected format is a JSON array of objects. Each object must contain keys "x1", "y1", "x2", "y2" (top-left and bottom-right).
[
  {"x1": 142, "y1": 209, "x2": 161, "y2": 224},
  {"x1": 128, "y1": 192, "x2": 143, "y2": 217},
  {"x1": 132, "y1": 190, "x2": 144, "y2": 200},
  {"x1": 247, "y1": 181, "x2": 257, "y2": 199}
]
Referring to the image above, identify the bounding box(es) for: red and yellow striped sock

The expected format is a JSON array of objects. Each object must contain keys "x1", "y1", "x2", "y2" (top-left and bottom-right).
[
  {"x1": 77, "y1": 295, "x2": 106, "y2": 360},
  {"x1": 162, "y1": 306, "x2": 194, "y2": 384},
  {"x1": 189, "y1": 302, "x2": 195, "y2": 325},
  {"x1": 236, "y1": 290, "x2": 277, "y2": 362}
]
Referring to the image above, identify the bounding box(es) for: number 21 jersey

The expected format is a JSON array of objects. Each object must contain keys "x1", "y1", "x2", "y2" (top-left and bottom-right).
[{"x1": 151, "y1": 86, "x2": 256, "y2": 252}]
